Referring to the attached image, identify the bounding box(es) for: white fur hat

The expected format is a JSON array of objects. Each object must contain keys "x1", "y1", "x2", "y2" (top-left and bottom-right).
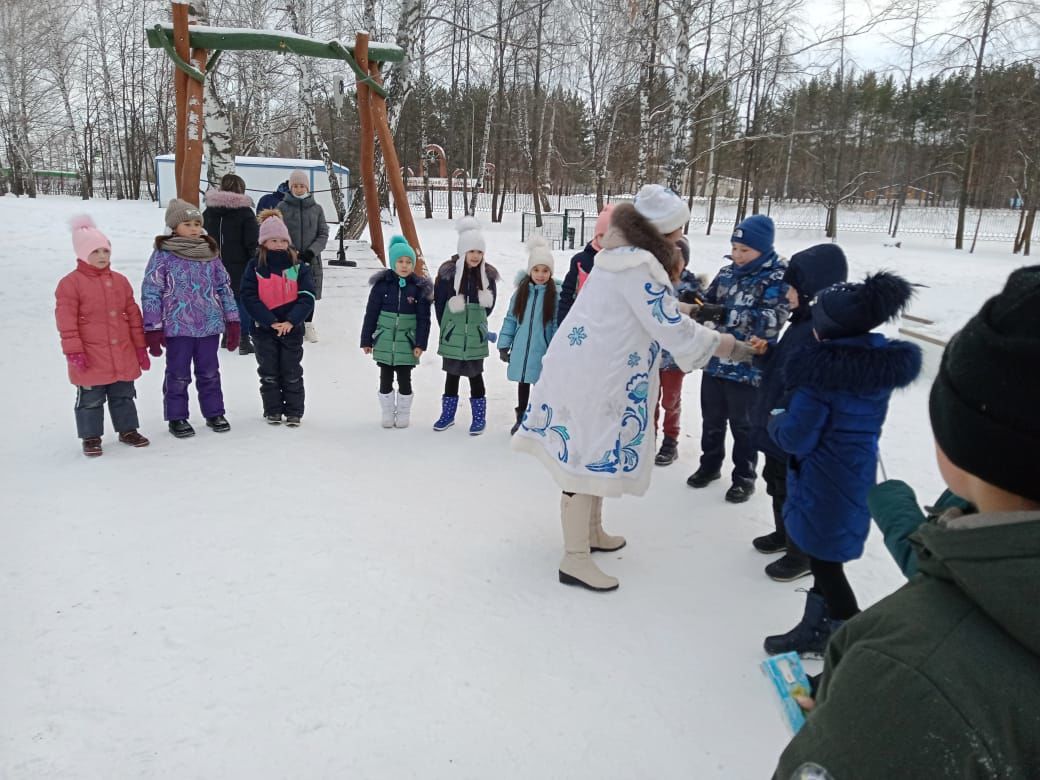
[
  {"x1": 526, "y1": 234, "x2": 554, "y2": 274},
  {"x1": 633, "y1": 184, "x2": 690, "y2": 234},
  {"x1": 455, "y1": 215, "x2": 486, "y2": 257}
]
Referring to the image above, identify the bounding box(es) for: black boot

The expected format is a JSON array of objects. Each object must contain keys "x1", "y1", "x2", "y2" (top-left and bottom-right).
[
  {"x1": 752, "y1": 531, "x2": 787, "y2": 554},
  {"x1": 168, "y1": 419, "x2": 195, "y2": 438},
  {"x1": 725, "y1": 479, "x2": 756, "y2": 503},
  {"x1": 765, "y1": 553, "x2": 812, "y2": 582},
  {"x1": 239, "y1": 334, "x2": 254, "y2": 355},
  {"x1": 764, "y1": 591, "x2": 843, "y2": 656},
  {"x1": 686, "y1": 468, "x2": 721, "y2": 488},
  {"x1": 654, "y1": 436, "x2": 678, "y2": 466},
  {"x1": 510, "y1": 407, "x2": 523, "y2": 436},
  {"x1": 206, "y1": 415, "x2": 231, "y2": 433}
]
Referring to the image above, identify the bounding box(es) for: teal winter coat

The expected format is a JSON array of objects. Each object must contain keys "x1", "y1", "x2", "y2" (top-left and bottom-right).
[{"x1": 499, "y1": 272, "x2": 561, "y2": 384}]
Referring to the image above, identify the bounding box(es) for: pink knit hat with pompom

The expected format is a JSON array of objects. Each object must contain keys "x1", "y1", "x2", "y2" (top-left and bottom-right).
[
  {"x1": 70, "y1": 215, "x2": 111, "y2": 261},
  {"x1": 258, "y1": 211, "x2": 291, "y2": 245}
]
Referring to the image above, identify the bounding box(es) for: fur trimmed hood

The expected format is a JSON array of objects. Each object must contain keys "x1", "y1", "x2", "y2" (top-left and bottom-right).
[
  {"x1": 203, "y1": 189, "x2": 255, "y2": 210},
  {"x1": 368, "y1": 268, "x2": 434, "y2": 300},
  {"x1": 785, "y1": 333, "x2": 922, "y2": 394}
]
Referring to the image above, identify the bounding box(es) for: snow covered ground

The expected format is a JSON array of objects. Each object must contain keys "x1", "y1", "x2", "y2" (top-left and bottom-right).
[{"x1": 1, "y1": 195, "x2": 1029, "y2": 778}]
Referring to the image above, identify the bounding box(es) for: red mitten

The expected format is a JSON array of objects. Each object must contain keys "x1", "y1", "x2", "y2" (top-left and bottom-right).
[
  {"x1": 225, "y1": 321, "x2": 241, "y2": 352},
  {"x1": 66, "y1": 353, "x2": 89, "y2": 372},
  {"x1": 145, "y1": 330, "x2": 165, "y2": 357},
  {"x1": 136, "y1": 347, "x2": 151, "y2": 371}
]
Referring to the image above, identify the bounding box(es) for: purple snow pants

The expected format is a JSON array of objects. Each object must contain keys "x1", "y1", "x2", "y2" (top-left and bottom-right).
[{"x1": 163, "y1": 334, "x2": 225, "y2": 421}]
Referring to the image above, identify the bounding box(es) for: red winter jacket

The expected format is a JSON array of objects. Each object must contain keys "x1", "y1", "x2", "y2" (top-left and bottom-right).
[{"x1": 55, "y1": 260, "x2": 146, "y2": 386}]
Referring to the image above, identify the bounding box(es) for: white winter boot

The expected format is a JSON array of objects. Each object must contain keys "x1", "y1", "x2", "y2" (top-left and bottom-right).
[
  {"x1": 378, "y1": 391, "x2": 396, "y2": 428},
  {"x1": 558, "y1": 493, "x2": 619, "y2": 591},
  {"x1": 395, "y1": 393, "x2": 414, "y2": 428},
  {"x1": 304, "y1": 322, "x2": 319, "y2": 343},
  {"x1": 589, "y1": 496, "x2": 626, "y2": 552}
]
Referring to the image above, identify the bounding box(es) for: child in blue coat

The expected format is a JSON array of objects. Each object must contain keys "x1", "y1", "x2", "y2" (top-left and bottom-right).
[
  {"x1": 498, "y1": 235, "x2": 560, "y2": 435},
  {"x1": 360, "y1": 236, "x2": 433, "y2": 429},
  {"x1": 764, "y1": 271, "x2": 922, "y2": 657}
]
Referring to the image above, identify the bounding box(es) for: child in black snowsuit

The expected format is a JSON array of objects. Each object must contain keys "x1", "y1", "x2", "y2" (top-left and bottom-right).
[{"x1": 240, "y1": 210, "x2": 316, "y2": 426}]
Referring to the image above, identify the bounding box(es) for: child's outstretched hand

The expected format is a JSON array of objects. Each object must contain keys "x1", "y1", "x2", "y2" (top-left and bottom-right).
[
  {"x1": 362, "y1": 346, "x2": 373, "y2": 354},
  {"x1": 413, "y1": 347, "x2": 424, "y2": 358},
  {"x1": 272, "y1": 322, "x2": 293, "y2": 336},
  {"x1": 136, "y1": 348, "x2": 151, "y2": 371},
  {"x1": 748, "y1": 336, "x2": 769, "y2": 355},
  {"x1": 66, "y1": 353, "x2": 88, "y2": 372}
]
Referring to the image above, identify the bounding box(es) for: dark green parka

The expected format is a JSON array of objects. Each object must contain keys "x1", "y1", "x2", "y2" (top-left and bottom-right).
[{"x1": 775, "y1": 510, "x2": 1040, "y2": 780}]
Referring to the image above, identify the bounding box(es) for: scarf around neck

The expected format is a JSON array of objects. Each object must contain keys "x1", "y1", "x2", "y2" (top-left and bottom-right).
[{"x1": 162, "y1": 236, "x2": 219, "y2": 260}]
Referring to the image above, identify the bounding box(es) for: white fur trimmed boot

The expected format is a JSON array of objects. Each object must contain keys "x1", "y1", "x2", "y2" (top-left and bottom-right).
[
  {"x1": 589, "y1": 496, "x2": 626, "y2": 552},
  {"x1": 395, "y1": 393, "x2": 414, "y2": 428},
  {"x1": 559, "y1": 493, "x2": 619, "y2": 592},
  {"x1": 378, "y1": 391, "x2": 396, "y2": 428}
]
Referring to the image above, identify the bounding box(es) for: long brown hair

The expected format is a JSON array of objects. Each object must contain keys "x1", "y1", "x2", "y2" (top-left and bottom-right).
[
  {"x1": 220, "y1": 173, "x2": 246, "y2": 194},
  {"x1": 513, "y1": 274, "x2": 557, "y2": 327},
  {"x1": 610, "y1": 202, "x2": 684, "y2": 283}
]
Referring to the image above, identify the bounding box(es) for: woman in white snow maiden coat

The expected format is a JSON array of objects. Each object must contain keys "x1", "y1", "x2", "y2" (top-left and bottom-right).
[{"x1": 512, "y1": 185, "x2": 755, "y2": 592}]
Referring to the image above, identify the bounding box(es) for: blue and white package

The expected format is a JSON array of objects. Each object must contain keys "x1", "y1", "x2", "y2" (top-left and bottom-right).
[{"x1": 761, "y1": 651, "x2": 812, "y2": 733}]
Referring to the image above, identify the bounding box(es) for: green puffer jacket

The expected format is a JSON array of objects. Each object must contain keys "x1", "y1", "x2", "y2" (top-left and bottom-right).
[
  {"x1": 438, "y1": 302, "x2": 490, "y2": 360},
  {"x1": 373, "y1": 311, "x2": 419, "y2": 366},
  {"x1": 774, "y1": 510, "x2": 1040, "y2": 780}
]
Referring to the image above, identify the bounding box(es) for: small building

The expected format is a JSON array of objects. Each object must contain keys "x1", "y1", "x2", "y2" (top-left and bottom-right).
[
  {"x1": 154, "y1": 155, "x2": 351, "y2": 216},
  {"x1": 864, "y1": 184, "x2": 934, "y2": 205}
]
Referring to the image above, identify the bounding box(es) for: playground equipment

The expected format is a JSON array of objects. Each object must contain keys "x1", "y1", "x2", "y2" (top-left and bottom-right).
[{"x1": 146, "y1": 6, "x2": 420, "y2": 270}]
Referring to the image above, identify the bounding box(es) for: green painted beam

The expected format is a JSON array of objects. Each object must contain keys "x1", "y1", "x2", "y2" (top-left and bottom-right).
[{"x1": 145, "y1": 24, "x2": 404, "y2": 64}]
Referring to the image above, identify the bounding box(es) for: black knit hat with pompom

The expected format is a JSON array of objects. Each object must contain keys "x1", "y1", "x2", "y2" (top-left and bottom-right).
[
  {"x1": 929, "y1": 265, "x2": 1040, "y2": 502},
  {"x1": 811, "y1": 271, "x2": 914, "y2": 340}
]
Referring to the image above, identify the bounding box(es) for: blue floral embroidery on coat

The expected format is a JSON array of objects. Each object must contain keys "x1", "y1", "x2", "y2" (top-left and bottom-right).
[
  {"x1": 520, "y1": 403, "x2": 570, "y2": 463},
  {"x1": 645, "y1": 283, "x2": 682, "y2": 324},
  {"x1": 649, "y1": 340, "x2": 661, "y2": 370},
  {"x1": 585, "y1": 373, "x2": 650, "y2": 474},
  {"x1": 568, "y1": 326, "x2": 587, "y2": 346},
  {"x1": 627, "y1": 352, "x2": 640, "y2": 367}
]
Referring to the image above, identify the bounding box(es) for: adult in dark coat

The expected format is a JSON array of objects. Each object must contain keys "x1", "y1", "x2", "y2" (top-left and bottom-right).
[
  {"x1": 203, "y1": 174, "x2": 260, "y2": 355},
  {"x1": 278, "y1": 169, "x2": 329, "y2": 342},
  {"x1": 557, "y1": 204, "x2": 614, "y2": 324},
  {"x1": 748, "y1": 244, "x2": 848, "y2": 581}
]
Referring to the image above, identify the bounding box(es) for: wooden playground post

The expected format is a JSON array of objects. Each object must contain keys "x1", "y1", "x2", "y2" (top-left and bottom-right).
[
  {"x1": 368, "y1": 62, "x2": 424, "y2": 274},
  {"x1": 354, "y1": 32, "x2": 384, "y2": 265},
  {"x1": 172, "y1": 3, "x2": 189, "y2": 198},
  {"x1": 171, "y1": 2, "x2": 207, "y2": 206}
]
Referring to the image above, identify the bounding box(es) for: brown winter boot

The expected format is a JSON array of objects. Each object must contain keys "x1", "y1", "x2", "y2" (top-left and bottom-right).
[
  {"x1": 118, "y1": 430, "x2": 150, "y2": 448},
  {"x1": 558, "y1": 493, "x2": 619, "y2": 591},
  {"x1": 82, "y1": 437, "x2": 103, "y2": 457},
  {"x1": 589, "y1": 496, "x2": 626, "y2": 552}
]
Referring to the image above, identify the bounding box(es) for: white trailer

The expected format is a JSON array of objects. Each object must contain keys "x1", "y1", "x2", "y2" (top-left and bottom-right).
[{"x1": 154, "y1": 155, "x2": 352, "y2": 217}]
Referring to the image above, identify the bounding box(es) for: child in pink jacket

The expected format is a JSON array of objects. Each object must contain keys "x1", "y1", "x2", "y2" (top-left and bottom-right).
[{"x1": 55, "y1": 216, "x2": 151, "y2": 457}]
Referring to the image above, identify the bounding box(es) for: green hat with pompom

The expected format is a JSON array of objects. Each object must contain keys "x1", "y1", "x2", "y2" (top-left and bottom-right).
[{"x1": 388, "y1": 235, "x2": 416, "y2": 265}]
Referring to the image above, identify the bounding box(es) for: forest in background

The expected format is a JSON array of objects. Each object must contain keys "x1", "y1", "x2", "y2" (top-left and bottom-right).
[{"x1": 1, "y1": 0, "x2": 1038, "y2": 250}]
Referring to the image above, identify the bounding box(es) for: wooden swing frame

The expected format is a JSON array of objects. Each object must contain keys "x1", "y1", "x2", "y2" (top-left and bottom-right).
[{"x1": 147, "y1": 7, "x2": 421, "y2": 270}]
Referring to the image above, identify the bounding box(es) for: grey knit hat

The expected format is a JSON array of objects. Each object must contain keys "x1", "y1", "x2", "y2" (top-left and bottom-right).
[{"x1": 165, "y1": 198, "x2": 203, "y2": 230}]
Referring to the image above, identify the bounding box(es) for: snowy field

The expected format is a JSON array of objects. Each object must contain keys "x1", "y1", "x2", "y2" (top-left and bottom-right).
[{"x1": 1, "y1": 194, "x2": 1029, "y2": 778}]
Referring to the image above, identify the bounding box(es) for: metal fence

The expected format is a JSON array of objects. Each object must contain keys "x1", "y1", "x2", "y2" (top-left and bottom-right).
[
  {"x1": 520, "y1": 210, "x2": 588, "y2": 250},
  {"x1": 405, "y1": 188, "x2": 1026, "y2": 242}
]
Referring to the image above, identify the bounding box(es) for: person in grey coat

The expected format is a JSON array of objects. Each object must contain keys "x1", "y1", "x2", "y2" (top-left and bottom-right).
[{"x1": 278, "y1": 169, "x2": 329, "y2": 342}]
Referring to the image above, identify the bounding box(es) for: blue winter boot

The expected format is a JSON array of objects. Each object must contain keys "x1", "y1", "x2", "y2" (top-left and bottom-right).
[
  {"x1": 763, "y1": 591, "x2": 842, "y2": 657},
  {"x1": 469, "y1": 397, "x2": 487, "y2": 435},
  {"x1": 433, "y1": 395, "x2": 459, "y2": 431}
]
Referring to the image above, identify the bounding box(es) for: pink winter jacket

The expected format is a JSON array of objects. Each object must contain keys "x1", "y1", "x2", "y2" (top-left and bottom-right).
[{"x1": 55, "y1": 260, "x2": 146, "y2": 386}]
